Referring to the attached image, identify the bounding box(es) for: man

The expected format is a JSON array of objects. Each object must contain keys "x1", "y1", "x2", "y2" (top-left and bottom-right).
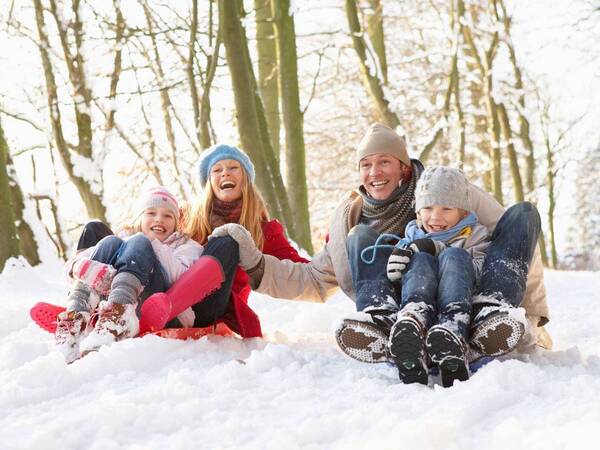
[{"x1": 218, "y1": 123, "x2": 551, "y2": 362}]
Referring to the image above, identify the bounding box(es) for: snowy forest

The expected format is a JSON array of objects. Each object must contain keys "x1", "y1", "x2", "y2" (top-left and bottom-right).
[
  {"x1": 2, "y1": 1, "x2": 600, "y2": 449},
  {"x1": 0, "y1": 0, "x2": 599, "y2": 270}
]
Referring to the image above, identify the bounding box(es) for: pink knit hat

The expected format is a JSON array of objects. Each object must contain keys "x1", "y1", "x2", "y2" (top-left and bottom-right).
[{"x1": 138, "y1": 187, "x2": 179, "y2": 221}]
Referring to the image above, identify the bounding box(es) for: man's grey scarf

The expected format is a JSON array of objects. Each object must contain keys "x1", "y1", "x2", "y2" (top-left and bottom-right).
[{"x1": 359, "y1": 160, "x2": 424, "y2": 237}]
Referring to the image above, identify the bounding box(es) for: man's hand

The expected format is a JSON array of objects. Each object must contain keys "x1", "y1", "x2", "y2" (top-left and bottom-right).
[{"x1": 210, "y1": 224, "x2": 263, "y2": 270}]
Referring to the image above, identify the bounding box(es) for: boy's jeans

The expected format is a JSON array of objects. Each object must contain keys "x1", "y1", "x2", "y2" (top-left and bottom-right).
[{"x1": 401, "y1": 248, "x2": 475, "y2": 339}]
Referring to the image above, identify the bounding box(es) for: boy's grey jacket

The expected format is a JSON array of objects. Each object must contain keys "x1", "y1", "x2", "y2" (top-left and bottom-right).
[{"x1": 257, "y1": 183, "x2": 552, "y2": 350}]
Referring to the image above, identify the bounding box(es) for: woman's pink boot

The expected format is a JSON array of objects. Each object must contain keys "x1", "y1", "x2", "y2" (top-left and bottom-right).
[{"x1": 139, "y1": 256, "x2": 225, "y2": 332}]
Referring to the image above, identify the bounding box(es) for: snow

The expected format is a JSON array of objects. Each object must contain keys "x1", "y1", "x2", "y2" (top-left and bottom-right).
[{"x1": 1, "y1": 261, "x2": 599, "y2": 449}]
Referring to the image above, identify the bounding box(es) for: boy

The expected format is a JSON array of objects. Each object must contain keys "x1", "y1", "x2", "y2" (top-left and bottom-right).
[{"x1": 386, "y1": 166, "x2": 490, "y2": 387}]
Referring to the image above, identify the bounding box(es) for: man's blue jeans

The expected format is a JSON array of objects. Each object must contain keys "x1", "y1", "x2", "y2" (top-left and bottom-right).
[
  {"x1": 91, "y1": 234, "x2": 168, "y2": 303},
  {"x1": 347, "y1": 224, "x2": 399, "y2": 312},
  {"x1": 401, "y1": 248, "x2": 475, "y2": 338},
  {"x1": 476, "y1": 202, "x2": 541, "y2": 308}
]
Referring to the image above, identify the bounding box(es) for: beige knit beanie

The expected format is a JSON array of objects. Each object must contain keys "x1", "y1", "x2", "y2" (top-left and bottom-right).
[
  {"x1": 356, "y1": 123, "x2": 410, "y2": 167},
  {"x1": 415, "y1": 166, "x2": 471, "y2": 212}
]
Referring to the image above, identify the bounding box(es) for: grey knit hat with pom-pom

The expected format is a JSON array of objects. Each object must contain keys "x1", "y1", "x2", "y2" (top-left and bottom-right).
[{"x1": 415, "y1": 166, "x2": 471, "y2": 212}]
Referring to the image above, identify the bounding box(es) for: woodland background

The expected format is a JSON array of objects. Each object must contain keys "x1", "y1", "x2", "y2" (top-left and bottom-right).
[{"x1": 1, "y1": 0, "x2": 599, "y2": 271}]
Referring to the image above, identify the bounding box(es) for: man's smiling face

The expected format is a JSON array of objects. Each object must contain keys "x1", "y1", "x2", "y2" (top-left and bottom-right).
[{"x1": 359, "y1": 153, "x2": 404, "y2": 200}]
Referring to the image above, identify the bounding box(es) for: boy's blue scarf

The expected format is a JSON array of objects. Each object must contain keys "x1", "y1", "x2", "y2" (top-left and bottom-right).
[{"x1": 360, "y1": 212, "x2": 478, "y2": 264}]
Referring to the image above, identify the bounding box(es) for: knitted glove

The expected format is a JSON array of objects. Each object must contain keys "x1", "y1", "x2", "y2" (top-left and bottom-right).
[
  {"x1": 387, "y1": 247, "x2": 414, "y2": 282},
  {"x1": 210, "y1": 223, "x2": 263, "y2": 271},
  {"x1": 407, "y1": 238, "x2": 438, "y2": 256}
]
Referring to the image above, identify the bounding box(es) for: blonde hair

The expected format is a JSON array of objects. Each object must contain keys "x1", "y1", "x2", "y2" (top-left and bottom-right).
[
  {"x1": 185, "y1": 169, "x2": 268, "y2": 248},
  {"x1": 117, "y1": 214, "x2": 144, "y2": 236},
  {"x1": 117, "y1": 207, "x2": 180, "y2": 237}
]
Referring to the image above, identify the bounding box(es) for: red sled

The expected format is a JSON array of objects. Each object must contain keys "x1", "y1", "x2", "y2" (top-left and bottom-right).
[{"x1": 29, "y1": 301, "x2": 235, "y2": 340}]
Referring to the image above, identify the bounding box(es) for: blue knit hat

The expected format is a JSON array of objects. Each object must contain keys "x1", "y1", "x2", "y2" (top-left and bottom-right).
[{"x1": 198, "y1": 144, "x2": 255, "y2": 187}]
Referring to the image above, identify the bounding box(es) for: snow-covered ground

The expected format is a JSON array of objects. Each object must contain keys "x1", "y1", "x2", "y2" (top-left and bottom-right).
[{"x1": 1, "y1": 260, "x2": 598, "y2": 450}]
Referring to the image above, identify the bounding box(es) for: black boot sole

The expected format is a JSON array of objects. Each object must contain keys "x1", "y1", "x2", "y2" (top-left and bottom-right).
[
  {"x1": 389, "y1": 319, "x2": 428, "y2": 385},
  {"x1": 426, "y1": 327, "x2": 469, "y2": 388}
]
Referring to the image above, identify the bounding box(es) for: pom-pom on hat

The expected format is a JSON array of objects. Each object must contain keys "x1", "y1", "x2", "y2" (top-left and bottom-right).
[
  {"x1": 137, "y1": 186, "x2": 179, "y2": 221},
  {"x1": 415, "y1": 166, "x2": 471, "y2": 212},
  {"x1": 198, "y1": 144, "x2": 255, "y2": 187}
]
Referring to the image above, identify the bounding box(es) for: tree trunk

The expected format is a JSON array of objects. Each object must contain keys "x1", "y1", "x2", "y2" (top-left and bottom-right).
[
  {"x1": 364, "y1": 0, "x2": 388, "y2": 85},
  {"x1": 498, "y1": 102, "x2": 524, "y2": 202},
  {"x1": 0, "y1": 122, "x2": 20, "y2": 271},
  {"x1": 142, "y1": 3, "x2": 187, "y2": 199},
  {"x1": 255, "y1": 0, "x2": 281, "y2": 161},
  {"x1": 459, "y1": 1, "x2": 502, "y2": 203},
  {"x1": 419, "y1": 49, "x2": 459, "y2": 163},
  {"x1": 7, "y1": 153, "x2": 40, "y2": 266},
  {"x1": 218, "y1": 0, "x2": 296, "y2": 238},
  {"x1": 497, "y1": 0, "x2": 536, "y2": 199},
  {"x1": 48, "y1": 0, "x2": 94, "y2": 160},
  {"x1": 457, "y1": 0, "x2": 491, "y2": 190},
  {"x1": 32, "y1": 0, "x2": 106, "y2": 221},
  {"x1": 199, "y1": 0, "x2": 220, "y2": 150},
  {"x1": 188, "y1": 0, "x2": 202, "y2": 146},
  {"x1": 106, "y1": 0, "x2": 124, "y2": 133},
  {"x1": 345, "y1": 0, "x2": 401, "y2": 130},
  {"x1": 545, "y1": 135, "x2": 558, "y2": 268},
  {"x1": 271, "y1": 0, "x2": 313, "y2": 253}
]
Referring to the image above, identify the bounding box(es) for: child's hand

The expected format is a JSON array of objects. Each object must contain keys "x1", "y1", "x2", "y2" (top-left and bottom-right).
[
  {"x1": 387, "y1": 247, "x2": 413, "y2": 282},
  {"x1": 408, "y1": 238, "x2": 437, "y2": 255}
]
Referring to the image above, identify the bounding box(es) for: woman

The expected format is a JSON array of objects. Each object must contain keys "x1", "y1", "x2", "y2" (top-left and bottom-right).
[{"x1": 140, "y1": 144, "x2": 308, "y2": 338}]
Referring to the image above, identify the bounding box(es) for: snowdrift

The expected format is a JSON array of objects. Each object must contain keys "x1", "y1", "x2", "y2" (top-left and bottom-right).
[{"x1": 1, "y1": 259, "x2": 599, "y2": 449}]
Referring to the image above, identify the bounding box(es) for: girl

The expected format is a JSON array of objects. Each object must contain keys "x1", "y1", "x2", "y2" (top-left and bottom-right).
[{"x1": 56, "y1": 187, "x2": 203, "y2": 362}]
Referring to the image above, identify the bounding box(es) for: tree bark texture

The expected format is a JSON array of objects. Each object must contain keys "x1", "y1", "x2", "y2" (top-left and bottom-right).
[
  {"x1": 256, "y1": 0, "x2": 281, "y2": 161},
  {"x1": 7, "y1": 153, "x2": 41, "y2": 266},
  {"x1": 32, "y1": 0, "x2": 107, "y2": 221},
  {"x1": 271, "y1": 0, "x2": 314, "y2": 253},
  {"x1": 0, "y1": 122, "x2": 21, "y2": 271},
  {"x1": 345, "y1": 0, "x2": 400, "y2": 130},
  {"x1": 199, "y1": 0, "x2": 221, "y2": 150},
  {"x1": 498, "y1": 102, "x2": 524, "y2": 202},
  {"x1": 545, "y1": 135, "x2": 558, "y2": 268},
  {"x1": 218, "y1": 0, "x2": 296, "y2": 239},
  {"x1": 363, "y1": 0, "x2": 388, "y2": 85}
]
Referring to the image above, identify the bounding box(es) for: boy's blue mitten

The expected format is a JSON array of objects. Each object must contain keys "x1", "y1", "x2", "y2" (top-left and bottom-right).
[{"x1": 387, "y1": 247, "x2": 413, "y2": 282}]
